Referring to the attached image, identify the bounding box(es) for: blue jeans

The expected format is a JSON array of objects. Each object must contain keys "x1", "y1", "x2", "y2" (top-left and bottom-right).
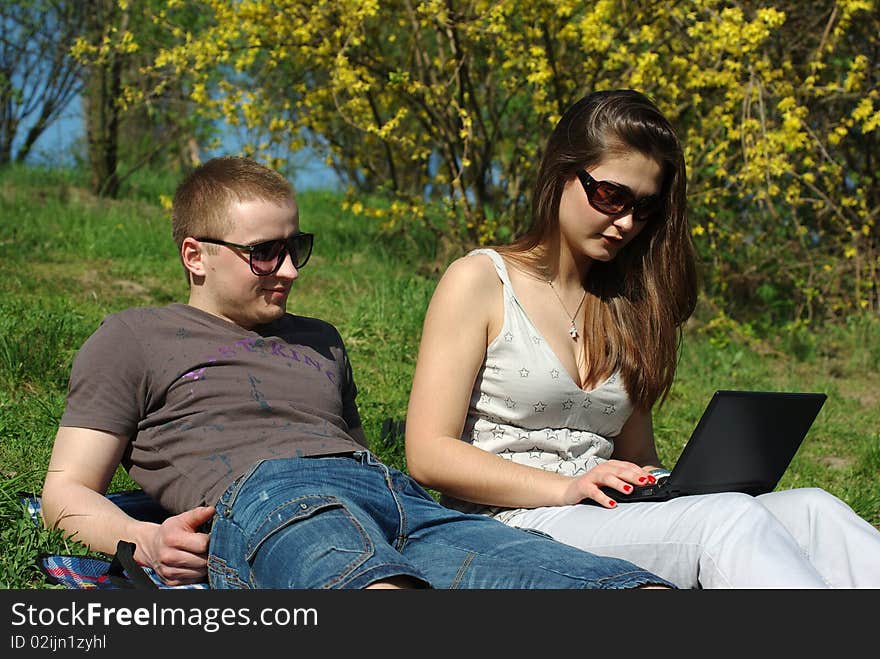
[{"x1": 208, "y1": 452, "x2": 671, "y2": 589}]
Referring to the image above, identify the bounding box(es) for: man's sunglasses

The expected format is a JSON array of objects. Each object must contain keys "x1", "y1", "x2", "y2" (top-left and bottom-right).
[
  {"x1": 576, "y1": 170, "x2": 662, "y2": 222},
  {"x1": 196, "y1": 232, "x2": 314, "y2": 276}
]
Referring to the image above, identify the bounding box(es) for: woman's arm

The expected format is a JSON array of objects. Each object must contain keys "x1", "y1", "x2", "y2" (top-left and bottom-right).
[
  {"x1": 405, "y1": 255, "x2": 655, "y2": 508},
  {"x1": 610, "y1": 406, "x2": 665, "y2": 472},
  {"x1": 405, "y1": 255, "x2": 573, "y2": 507}
]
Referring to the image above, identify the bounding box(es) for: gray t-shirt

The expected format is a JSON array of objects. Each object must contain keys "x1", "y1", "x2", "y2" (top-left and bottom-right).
[{"x1": 60, "y1": 303, "x2": 366, "y2": 513}]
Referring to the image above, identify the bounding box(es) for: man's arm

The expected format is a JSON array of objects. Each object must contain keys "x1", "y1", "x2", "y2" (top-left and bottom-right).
[
  {"x1": 348, "y1": 426, "x2": 369, "y2": 447},
  {"x1": 42, "y1": 426, "x2": 214, "y2": 585}
]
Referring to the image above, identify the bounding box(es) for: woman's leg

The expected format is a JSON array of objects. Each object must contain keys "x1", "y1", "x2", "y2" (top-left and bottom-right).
[
  {"x1": 757, "y1": 488, "x2": 880, "y2": 588},
  {"x1": 506, "y1": 492, "x2": 829, "y2": 588}
]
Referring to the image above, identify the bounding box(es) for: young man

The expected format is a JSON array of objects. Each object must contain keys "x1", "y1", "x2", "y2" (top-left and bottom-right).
[{"x1": 41, "y1": 156, "x2": 671, "y2": 589}]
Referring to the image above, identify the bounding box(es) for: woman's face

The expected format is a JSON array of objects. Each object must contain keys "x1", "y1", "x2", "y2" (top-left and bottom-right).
[{"x1": 557, "y1": 151, "x2": 662, "y2": 264}]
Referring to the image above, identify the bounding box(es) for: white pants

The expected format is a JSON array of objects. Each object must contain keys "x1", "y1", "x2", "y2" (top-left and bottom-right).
[{"x1": 504, "y1": 488, "x2": 880, "y2": 588}]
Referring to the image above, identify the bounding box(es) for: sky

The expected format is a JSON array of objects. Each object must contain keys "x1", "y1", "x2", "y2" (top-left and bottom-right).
[{"x1": 23, "y1": 95, "x2": 342, "y2": 192}]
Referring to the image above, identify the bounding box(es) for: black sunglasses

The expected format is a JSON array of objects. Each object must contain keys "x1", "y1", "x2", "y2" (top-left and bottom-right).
[
  {"x1": 196, "y1": 232, "x2": 314, "y2": 276},
  {"x1": 576, "y1": 170, "x2": 662, "y2": 222}
]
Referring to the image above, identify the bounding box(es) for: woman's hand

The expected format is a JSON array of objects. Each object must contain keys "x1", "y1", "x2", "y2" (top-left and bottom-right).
[{"x1": 561, "y1": 460, "x2": 657, "y2": 508}]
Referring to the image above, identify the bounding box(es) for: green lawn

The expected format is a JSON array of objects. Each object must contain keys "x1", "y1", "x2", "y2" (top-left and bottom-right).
[{"x1": 1, "y1": 165, "x2": 877, "y2": 589}]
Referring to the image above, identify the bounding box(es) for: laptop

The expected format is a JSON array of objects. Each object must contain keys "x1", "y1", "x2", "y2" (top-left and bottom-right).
[{"x1": 598, "y1": 390, "x2": 827, "y2": 503}]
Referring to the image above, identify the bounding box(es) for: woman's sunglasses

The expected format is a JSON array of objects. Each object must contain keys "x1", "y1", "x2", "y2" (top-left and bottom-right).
[
  {"x1": 576, "y1": 170, "x2": 662, "y2": 222},
  {"x1": 196, "y1": 232, "x2": 315, "y2": 276}
]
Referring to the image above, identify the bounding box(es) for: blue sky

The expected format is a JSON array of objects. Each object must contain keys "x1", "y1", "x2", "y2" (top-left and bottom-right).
[{"x1": 23, "y1": 95, "x2": 341, "y2": 191}]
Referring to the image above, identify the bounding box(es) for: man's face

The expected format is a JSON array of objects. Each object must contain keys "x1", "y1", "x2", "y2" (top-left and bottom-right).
[{"x1": 193, "y1": 198, "x2": 301, "y2": 329}]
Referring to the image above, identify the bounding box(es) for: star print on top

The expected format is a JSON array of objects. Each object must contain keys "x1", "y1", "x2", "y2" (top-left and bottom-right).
[{"x1": 442, "y1": 249, "x2": 633, "y2": 520}]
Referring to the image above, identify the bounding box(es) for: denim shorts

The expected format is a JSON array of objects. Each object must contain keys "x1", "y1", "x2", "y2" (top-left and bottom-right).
[{"x1": 207, "y1": 451, "x2": 671, "y2": 589}]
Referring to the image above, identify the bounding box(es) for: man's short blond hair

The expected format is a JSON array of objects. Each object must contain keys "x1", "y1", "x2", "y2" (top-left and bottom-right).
[{"x1": 172, "y1": 156, "x2": 295, "y2": 252}]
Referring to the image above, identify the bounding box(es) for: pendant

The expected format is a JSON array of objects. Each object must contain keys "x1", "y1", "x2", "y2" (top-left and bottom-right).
[{"x1": 569, "y1": 322, "x2": 578, "y2": 339}]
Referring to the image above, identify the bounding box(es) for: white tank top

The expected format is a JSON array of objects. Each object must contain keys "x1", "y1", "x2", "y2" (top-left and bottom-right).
[{"x1": 442, "y1": 248, "x2": 634, "y2": 519}]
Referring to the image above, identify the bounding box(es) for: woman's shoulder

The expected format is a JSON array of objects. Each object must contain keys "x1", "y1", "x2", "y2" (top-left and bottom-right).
[
  {"x1": 440, "y1": 250, "x2": 504, "y2": 295},
  {"x1": 423, "y1": 253, "x2": 505, "y2": 337}
]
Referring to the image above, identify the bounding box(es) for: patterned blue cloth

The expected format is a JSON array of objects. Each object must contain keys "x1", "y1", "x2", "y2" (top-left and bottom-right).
[{"x1": 24, "y1": 490, "x2": 209, "y2": 590}]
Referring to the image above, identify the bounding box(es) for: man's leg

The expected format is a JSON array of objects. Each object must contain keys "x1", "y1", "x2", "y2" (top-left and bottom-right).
[
  {"x1": 365, "y1": 576, "x2": 425, "y2": 589},
  {"x1": 208, "y1": 457, "x2": 431, "y2": 589},
  {"x1": 389, "y1": 463, "x2": 672, "y2": 589},
  {"x1": 209, "y1": 453, "x2": 671, "y2": 589}
]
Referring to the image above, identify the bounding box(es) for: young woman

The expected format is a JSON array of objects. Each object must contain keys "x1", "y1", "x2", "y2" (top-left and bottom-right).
[{"x1": 405, "y1": 89, "x2": 880, "y2": 588}]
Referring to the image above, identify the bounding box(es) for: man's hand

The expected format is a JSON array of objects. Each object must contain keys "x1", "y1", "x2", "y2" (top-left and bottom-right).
[{"x1": 138, "y1": 506, "x2": 216, "y2": 586}]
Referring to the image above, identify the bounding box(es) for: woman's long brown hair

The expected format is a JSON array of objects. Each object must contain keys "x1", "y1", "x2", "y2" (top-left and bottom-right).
[{"x1": 499, "y1": 90, "x2": 698, "y2": 410}]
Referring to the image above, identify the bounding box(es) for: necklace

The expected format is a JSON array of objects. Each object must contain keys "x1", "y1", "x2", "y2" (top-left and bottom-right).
[{"x1": 547, "y1": 279, "x2": 586, "y2": 340}]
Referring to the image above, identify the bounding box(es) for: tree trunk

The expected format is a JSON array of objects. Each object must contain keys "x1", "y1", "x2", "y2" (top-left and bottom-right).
[{"x1": 82, "y1": 0, "x2": 127, "y2": 198}]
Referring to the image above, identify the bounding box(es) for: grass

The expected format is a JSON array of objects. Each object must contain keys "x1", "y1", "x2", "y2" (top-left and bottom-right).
[{"x1": 0, "y1": 163, "x2": 878, "y2": 589}]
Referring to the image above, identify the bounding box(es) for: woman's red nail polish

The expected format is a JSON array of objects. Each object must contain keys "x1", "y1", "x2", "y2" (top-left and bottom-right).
[
  {"x1": 608, "y1": 500, "x2": 617, "y2": 507},
  {"x1": 638, "y1": 477, "x2": 647, "y2": 483},
  {"x1": 647, "y1": 476, "x2": 656, "y2": 484},
  {"x1": 623, "y1": 484, "x2": 632, "y2": 492}
]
